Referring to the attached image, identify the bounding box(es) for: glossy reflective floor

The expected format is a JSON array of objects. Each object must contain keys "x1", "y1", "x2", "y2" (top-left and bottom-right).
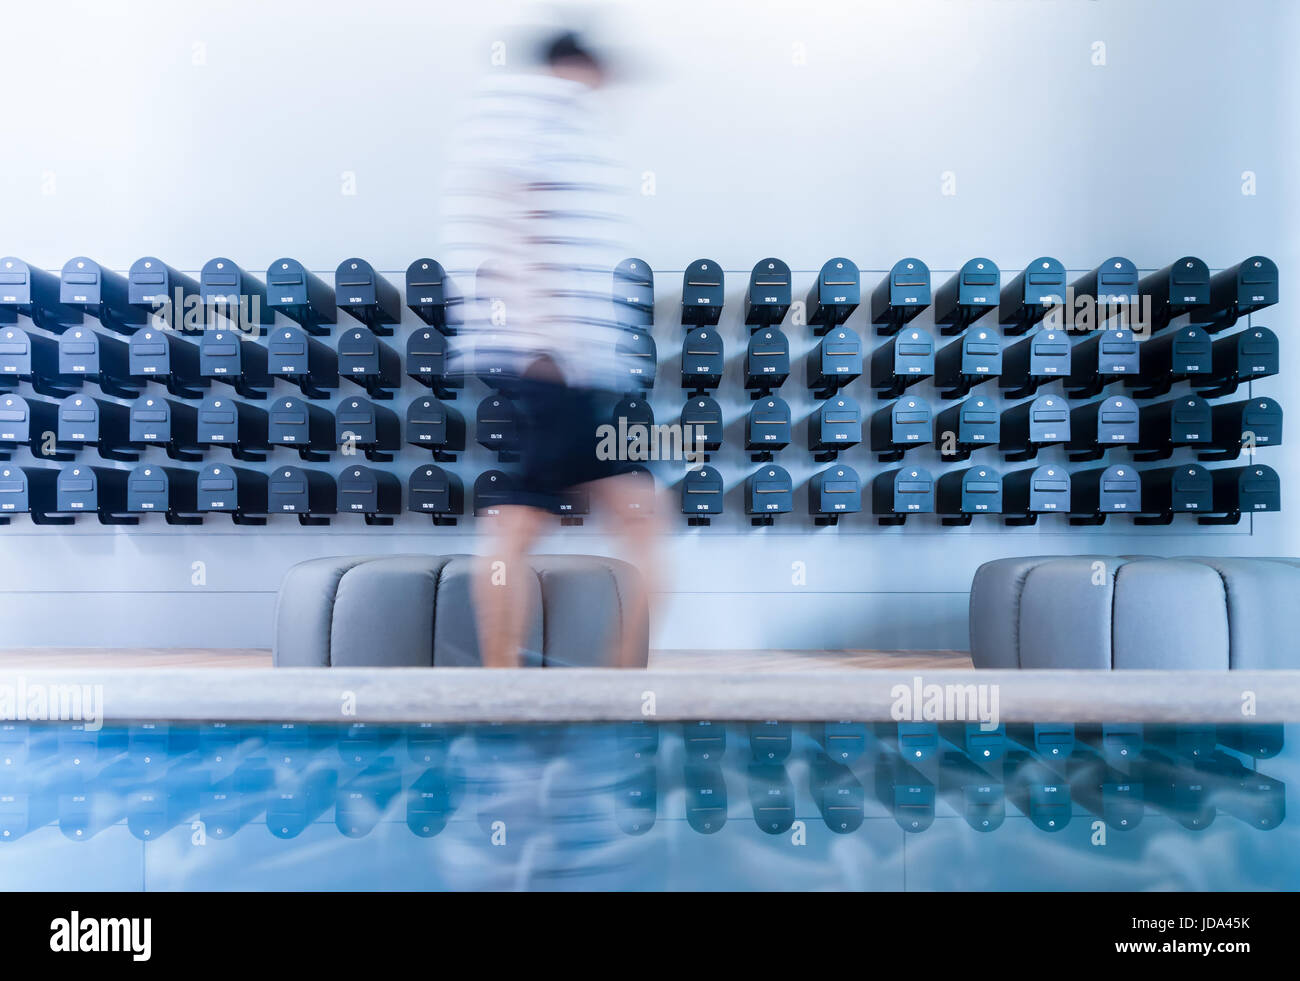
[{"x1": 0, "y1": 721, "x2": 1292, "y2": 890}]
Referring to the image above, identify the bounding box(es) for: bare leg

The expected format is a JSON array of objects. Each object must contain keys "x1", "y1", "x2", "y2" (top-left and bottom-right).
[
  {"x1": 586, "y1": 473, "x2": 665, "y2": 668},
  {"x1": 473, "y1": 504, "x2": 548, "y2": 667}
]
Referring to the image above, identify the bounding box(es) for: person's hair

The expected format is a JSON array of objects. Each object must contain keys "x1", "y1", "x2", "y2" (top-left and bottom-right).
[{"x1": 540, "y1": 31, "x2": 603, "y2": 74}]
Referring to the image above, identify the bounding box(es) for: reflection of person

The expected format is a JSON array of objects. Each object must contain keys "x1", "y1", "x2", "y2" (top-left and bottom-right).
[{"x1": 442, "y1": 30, "x2": 661, "y2": 668}]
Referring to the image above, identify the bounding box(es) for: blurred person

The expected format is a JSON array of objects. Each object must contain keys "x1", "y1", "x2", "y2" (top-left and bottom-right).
[{"x1": 441, "y1": 29, "x2": 661, "y2": 668}]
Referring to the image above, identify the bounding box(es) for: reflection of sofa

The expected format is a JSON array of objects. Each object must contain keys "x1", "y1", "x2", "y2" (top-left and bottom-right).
[
  {"x1": 274, "y1": 554, "x2": 647, "y2": 667},
  {"x1": 969, "y1": 556, "x2": 1300, "y2": 669}
]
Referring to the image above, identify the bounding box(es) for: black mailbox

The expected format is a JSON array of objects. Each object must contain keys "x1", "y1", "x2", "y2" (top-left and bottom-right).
[
  {"x1": 335, "y1": 396, "x2": 400, "y2": 462},
  {"x1": 745, "y1": 464, "x2": 792, "y2": 525},
  {"x1": 745, "y1": 396, "x2": 790, "y2": 461},
  {"x1": 681, "y1": 396, "x2": 723, "y2": 458},
  {"x1": 1195, "y1": 325, "x2": 1279, "y2": 399},
  {"x1": 128, "y1": 327, "x2": 205, "y2": 398},
  {"x1": 871, "y1": 258, "x2": 930, "y2": 334},
  {"x1": 553, "y1": 484, "x2": 590, "y2": 526},
  {"x1": 1070, "y1": 464, "x2": 1141, "y2": 525},
  {"x1": 406, "y1": 397, "x2": 465, "y2": 461},
  {"x1": 1064, "y1": 327, "x2": 1140, "y2": 398},
  {"x1": 334, "y1": 258, "x2": 399, "y2": 334},
  {"x1": 0, "y1": 325, "x2": 67, "y2": 397},
  {"x1": 57, "y1": 327, "x2": 137, "y2": 398},
  {"x1": 125, "y1": 464, "x2": 201, "y2": 525},
  {"x1": 337, "y1": 465, "x2": 401, "y2": 525},
  {"x1": 1135, "y1": 463, "x2": 1212, "y2": 525},
  {"x1": 936, "y1": 395, "x2": 999, "y2": 462},
  {"x1": 1127, "y1": 324, "x2": 1212, "y2": 398},
  {"x1": 1133, "y1": 395, "x2": 1212, "y2": 461},
  {"x1": 0, "y1": 465, "x2": 67, "y2": 525},
  {"x1": 476, "y1": 394, "x2": 519, "y2": 462},
  {"x1": 266, "y1": 258, "x2": 336, "y2": 334},
  {"x1": 681, "y1": 259, "x2": 723, "y2": 327},
  {"x1": 1067, "y1": 395, "x2": 1140, "y2": 461},
  {"x1": 937, "y1": 465, "x2": 1003, "y2": 525},
  {"x1": 1196, "y1": 255, "x2": 1278, "y2": 332},
  {"x1": 199, "y1": 258, "x2": 272, "y2": 330},
  {"x1": 810, "y1": 757, "x2": 865, "y2": 833},
  {"x1": 197, "y1": 397, "x2": 268, "y2": 461},
  {"x1": 682, "y1": 464, "x2": 724, "y2": 525},
  {"x1": 871, "y1": 396, "x2": 932, "y2": 462},
  {"x1": 744, "y1": 328, "x2": 789, "y2": 396},
  {"x1": 613, "y1": 394, "x2": 653, "y2": 435},
  {"x1": 680, "y1": 328, "x2": 723, "y2": 394},
  {"x1": 744, "y1": 258, "x2": 791, "y2": 328},
  {"x1": 935, "y1": 258, "x2": 999, "y2": 334},
  {"x1": 1139, "y1": 256, "x2": 1210, "y2": 331},
  {"x1": 1202, "y1": 396, "x2": 1282, "y2": 462},
  {"x1": 934, "y1": 326, "x2": 1001, "y2": 399},
  {"x1": 872, "y1": 466, "x2": 934, "y2": 525},
  {"x1": 268, "y1": 396, "x2": 334, "y2": 462},
  {"x1": 809, "y1": 395, "x2": 861, "y2": 461},
  {"x1": 806, "y1": 258, "x2": 860, "y2": 335},
  {"x1": 60, "y1": 257, "x2": 145, "y2": 333},
  {"x1": 58, "y1": 394, "x2": 136, "y2": 461},
  {"x1": 1069, "y1": 256, "x2": 1139, "y2": 332},
  {"x1": 807, "y1": 327, "x2": 862, "y2": 399},
  {"x1": 617, "y1": 328, "x2": 657, "y2": 392},
  {"x1": 871, "y1": 326, "x2": 935, "y2": 398},
  {"x1": 200, "y1": 328, "x2": 272, "y2": 398},
  {"x1": 268, "y1": 465, "x2": 335, "y2": 525},
  {"x1": 1002, "y1": 465, "x2": 1070, "y2": 525},
  {"x1": 999, "y1": 327, "x2": 1071, "y2": 398},
  {"x1": 405, "y1": 258, "x2": 451, "y2": 332},
  {"x1": 473, "y1": 469, "x2": 513, "y2": 517},
  {"x1": 127, "y1": 257, "x2": 200, "y2": 331},
  {"x1": 407, "y1": 327, "x2": 462, "y2": 399},
  {"x1": 337, "y1": 327, "x2": 400, "y2": 398},
  {"x1": 0, "y1": 393, "x2": 63, "y2": 461},
  {"x1": 267, "y1": 325, "x2": 339, "y2": 399},
  {"x1": 0, "y1": 257, "x2": 79, "y2": 332},
  {"x1": 408, "y1": 464, "x2": 463, "y2": 525},
  {"x1": 613, "y1": 258, "x2": 654, "y2": 331},
  {"x1": 129, "y1": 396, "x2": 201, "y2": 461},
  {"x1": 999, "y1": 257, "x2": 1066, "y2": 334},
  {"x1": 197, "y1": 463, "x2": 268, "y2": 525},
  {"x1": 1205, "y1": 464, "x2": 1280, "y2": 525},
  {"x1": 809, "y1": 464, "x2": 861, "y2": 525},
  {"x1": 56, "y1": 464, "x2": 135, "y2": 524},
  {"x1": 1000, "y1": 394, "x2": 1069, "y2": 462}
]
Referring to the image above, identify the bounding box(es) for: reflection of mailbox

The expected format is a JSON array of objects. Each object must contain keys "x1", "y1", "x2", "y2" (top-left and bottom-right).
[
  {"x1": 405, "y1": 258, "x2": 451, "y2": 332},
  {"x1": 874, "y1": 754, "x2": 935, "y2": 832},
  {"x1": 334, "y1": 258, "x2": 399, "y2": 334},
  {"x1": 58, "y1": 394, "x2": 136, "y2": 461},
  {"x1": 1070, "y1": 464, "x2": 1141, "y2": 525},
  {"x1": 999, "y1": 257, "x2": 1066, "y2": 334},
  {"x1": 57, "y1": 328, "x2": 136, "y2": 397},
  {"x1": 56, "y1": 465, "x2": 135, "y2": 524},
  {"x1": 872, "y1": 467, "x2": 934, "y2": 525},
  {"x1": 126, "y1": 465, "x2": 201, "y2": 524},
  {"x1": 407, "y1": 328, "x2": 462, "y2": 399},
  {"x1": 871, "y1": 397, "x2": 932, "y2": 462},
  {"x1": 268, "y1": 465, "x2": 335, "y2": 525},
  {"x1": 1139, "y1": 256, "x2": 1210, "y2": 331},
  {"x1": 128, "y1": 327, "x2": 204, "y2": 398},
  {"x1": 937, "y1": 465, "x2": 1002, "y2": 525},
  {"x1": 681, "y1": 396, "x2": 723, "y2": 457},
  {"x1": 744, "y1": 258, "x2": 791, "y2": 328},
  {"x1": 337, "y1": 327, "x2": 400, "y2": 398},
  {"x1": 1134, "y1": 395, "x2": 1211, "y2": 461},
  {"x1": 129, "y1": 396, "x2": 201, "y2": 461},
  {"x1": 1002, "y1": 465, "x2": 1069, "y2": 525},
  {"x1": 473, "y1": 469, "x2": 513, "y2": 516},
  {"x1": 810, "y1": 757, "x2": 865, "y2": 833},
  {"x1": 60, "y1": 257, "x2": 145, "y2": 333},
  {"x1": 197, "y1": 463, "x2": 267, "y2": 524},
  {"x1": 745, "y1": 464, "x2": 792, "y2": 525},
  {"x1": 680, "y1": 328, "x2": 723, "y2": 394},
  {"x1": 684, "y1": 764, "x2": 727, "y2": 835},
  {"x1": 935, "y1": 258, "x2": 999, "y2": 333},
  {"x1": 408, "y1": 464, "x2": 463, "y2": 525},
  {"x1": 1068, "y1": 395, "x2": 1139, "y2": 461},
  {"x1": 617, "y1": 329, "x2": 657, "y2": 391},
  {"x1": 0, "y1": 394, "x2": 62, "y2": 460},
  {"x1": 749, "y1": 721, "x2": 792, "y2": 763},
  {"x1": 199, "y1": 258, "x2": 272, "y2": 329},
  {"x1": 266, "y1": 257, "x2": 336, "y2": 334},
  {"x1": 1196, "y1": 255, "x2": 1278, "y2": 332},
  {"x1": 745, "y1": 396, "x2": 790, "y2": 461},
  {"x1": 197, "y1": 397, "x2": 268, "y2": 461},
  {"x1": 267, "y1": 325, "x2": 339, "y2": 399},
  {"x1": 809, "y1": 395, "x2": 861, "y2": 461},
  {"x1": 406, "y1": 397, "x2": 465, "y2": 461},
  {"x1": 939, "y1": 751, "x2": 1006, "y2": 832},
  {"x1": 817, "y1": 721, "x2": 867, "y2": 763},
  {"x1": 744, "y1": 328, "x2": 789, "y2": 395},
  {"x1": 1196, "y1": 325, "x2": 1279, "y2": 398},
  {"x1": 0, "y1": 325, "x2": 67, "y2": 397},
  {"x1": 681, "y1": 464, "x2": 723, "y2": 525},
  {"x1": 0, "y1": 257, "x2": 79, "y2": 332},
  {"x1": 476, "y1": 394, "x2": 519, "y2": 462},
  {"x1": 613, "y1": 258, "x2": 654, "y2": 331},
  {"x1": 871, "y1": 326, "x2": 934, "y2": 398},
  {"x1": 1204, "y1": 464, "x2": 1280, "y2": 525},
  {"x1": 1135, "y1": 463, "x2": 1212, "y2": 524},
  {"x1": 1005, "y1": 756, "x2": 1071, "y2": 832},
  {"x1": 1128, "y1": 324, "x2": 1212, "y2": 398},
  {"x1": 1065, "y1": 328, "x2": 1140, "y2": 397},
  {"x1": 1203, "y1": 397, "x2": 1282, "y2": 462},
  {"x1": 871, "y1": 258, "x2": 930, "y2": 334},
  {"x1": 747, "y1": 764, "x2": 796, "y2": 835},
  {"x1": 935, "y1": 396, "x2": 998, "y2": 461},
  {"x1": 1000, "y1": 394, "x2": 1069, "y2": 462},
  {"x1": 337, "y1": 465, "x2": 401, "y2": 525},
  {"x1": 1069, "y1": 256, "x2": 1139, "y2": 329},
  {"x1": 1000, "y1": 328, "x2": 1071, "y2": 398},
  {"x1": 268, "y1": 396, "x2": 334, "y2": 462},
  {"x1": 806, "y1": 257, "x2": 860, "y2": 335},
  {"x1": 336, "y1": 396, "x2": 400, "y2": 462},
  {"x1": 127, "y1": 257, "x2": 200, "y2": 329},
  {"x1": 807, "y1": 327, "x2": 862, "y2": 399},
  {"x1": 200, "y1": 328, "x2": 272, "y2": 398},
  {"x1": 809, "y1": 464, "x2": 861, "y2": 525},
  {"x1": 681, "y1": 259, "x2": 723, "y2": 326}
]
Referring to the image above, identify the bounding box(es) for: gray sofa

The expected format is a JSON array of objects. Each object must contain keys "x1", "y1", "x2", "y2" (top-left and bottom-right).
[
  {"x1": 274, "y1": 554, "x2": 647, "y2": 668},
  {"x1": 970, "y1": 556, "x2": 1300, "y2": 669}
]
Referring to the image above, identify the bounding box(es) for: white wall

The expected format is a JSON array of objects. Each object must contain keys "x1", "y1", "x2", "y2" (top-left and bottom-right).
[{"x1": 0, "y1": 0, "x2": 1296, "y2": 650}]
